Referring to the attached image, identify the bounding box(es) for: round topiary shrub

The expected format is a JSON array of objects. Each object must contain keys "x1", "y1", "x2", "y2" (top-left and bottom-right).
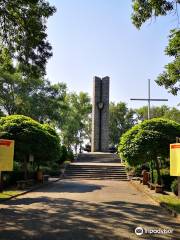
[
  {"x1": 119, "y1": 118, "x2": 180, "y2": 185},
  {"x1": 171, "y1": 179, "x2": 178, "y2": 196},
  {"x1": 0, "y1": 115, "x2": 61, "y2": 175}
]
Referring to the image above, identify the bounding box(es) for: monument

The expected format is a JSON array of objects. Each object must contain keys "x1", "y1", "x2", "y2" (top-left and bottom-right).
[{"x1": 91, "y1": 76, "x2": 109, "y2": 152}]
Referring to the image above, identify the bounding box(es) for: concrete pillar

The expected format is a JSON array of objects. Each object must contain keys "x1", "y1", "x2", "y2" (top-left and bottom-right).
[{"x1": 91, "y1": 76, "x2": 109, "y2": 152}]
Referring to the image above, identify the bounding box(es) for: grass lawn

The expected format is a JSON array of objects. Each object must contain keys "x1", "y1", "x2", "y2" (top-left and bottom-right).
[
  {"x1": 155, "y1": 195, "x2": 180, "y2": 214},
  {"x1": 0, "y1": 190, "x2": 23, "y2": 200}
]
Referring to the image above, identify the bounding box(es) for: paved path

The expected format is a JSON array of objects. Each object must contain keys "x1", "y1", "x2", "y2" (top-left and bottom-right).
[{"x1": 0, "y1": 179, "x2": 179, "y2": 240}]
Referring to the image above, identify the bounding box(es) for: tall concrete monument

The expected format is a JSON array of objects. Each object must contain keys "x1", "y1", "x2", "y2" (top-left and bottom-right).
[{"x1": 91, "y1": 76, "x2": 109, "y2": 152}]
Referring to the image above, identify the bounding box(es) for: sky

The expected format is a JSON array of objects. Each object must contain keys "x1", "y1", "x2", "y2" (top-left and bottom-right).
[{"x1": 46, "y1": 0, "x2": 179, "y2": 109}]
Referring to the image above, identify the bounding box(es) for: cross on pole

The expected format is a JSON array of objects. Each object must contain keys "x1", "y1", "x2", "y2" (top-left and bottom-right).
[{"x1": 130, "y1": 79, "x2": 168, "y2": 119}]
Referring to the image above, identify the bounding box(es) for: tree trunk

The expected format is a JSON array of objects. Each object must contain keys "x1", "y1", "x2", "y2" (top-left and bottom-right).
[{"x1": 154, "y1": 157, "x2": 162, "y2": 185}]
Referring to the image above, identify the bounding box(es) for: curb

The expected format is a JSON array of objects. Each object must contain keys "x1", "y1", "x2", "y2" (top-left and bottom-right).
[
  {"x1": 0, "y1": 177, "x2": 62, "y2": 203},
  {"x1": 130, "y1": 180, "x2": 180, "y2": 220}
]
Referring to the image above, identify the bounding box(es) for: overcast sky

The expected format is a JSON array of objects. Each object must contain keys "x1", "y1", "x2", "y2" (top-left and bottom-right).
[{"x1": 46, "y1": 0, "x2": 179, "y2": 109}]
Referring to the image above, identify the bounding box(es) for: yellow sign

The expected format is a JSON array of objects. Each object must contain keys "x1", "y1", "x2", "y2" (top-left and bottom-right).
[
  {"x1": 170, "y1": 143, "x2": 180, "y2": 176},
  {"x1": 0, "y1": 139, "x2": 14, "y2": 171}
]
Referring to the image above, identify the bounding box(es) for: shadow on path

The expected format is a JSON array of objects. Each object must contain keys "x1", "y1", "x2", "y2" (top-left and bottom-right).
[
  {"x1": 34, "y1": 181, "x2": 104, "y2": 193},
  {"x1": 0, "y1": 196, "x2": 179, "y2": 240}
]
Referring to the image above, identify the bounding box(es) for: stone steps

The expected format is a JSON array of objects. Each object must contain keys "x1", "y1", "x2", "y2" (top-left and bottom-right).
[
  {"x1": 77, "y1": 153, "x2": 121, "y2": 163},
  {"x1": 64, "y1": 164, "x2": 129, "y2": 181}
]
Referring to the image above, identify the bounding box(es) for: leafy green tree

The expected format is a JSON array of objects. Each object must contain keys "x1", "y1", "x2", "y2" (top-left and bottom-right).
[
  {"x1": 164, "y1": 106, "x2": 180, "y2": 122},
  {"x1": 131, "y1": 0, "x2": 178, "y2": 29},
  {"x1": 119, "y1": 118, "x2": 180, "y2": 184},
  {"x1": 156, "y1": 29, "x2": 180, "y2": 95},
  {"x1": 0, "y1": 68, "x2": 43, "y2": 115},
  {"x1": 135, "y1": 105, "x2": 180, "y2": 122},
  {"x1": 0, "y1": 52, "x2": 67, "y2": 124},
  {"x1": 131, "y1": 1, "x2": 180, "y2": 95},
  {"x1": 61, "y1": 92, "x2": 91, "y2": 152},
  {"x1": 0, "y1": 115, "x2": 61, "y2": 179},
  {"x1": 27, "y1": 80, "x2": 67, "y2": 124},
  {"x1": 0, "y1": 49, "x2": 43, "y2": 114},
  {"x1": 109, "y1": 102, "x2": 135, "y2": 145},
  {"x1": 0, "y1": 0, "x2": 56, "y2": 78}
]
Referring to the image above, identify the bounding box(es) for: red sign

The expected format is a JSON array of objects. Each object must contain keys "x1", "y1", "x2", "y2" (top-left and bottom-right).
[
  {"x1": 171, "y1": 144, "x2": 180, "y2": 149},
  {"x1": 0, "y1": 140, "x2": 12, "y2": 147}
]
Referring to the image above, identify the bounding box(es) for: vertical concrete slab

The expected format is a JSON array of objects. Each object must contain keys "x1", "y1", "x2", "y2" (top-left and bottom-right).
[
  {"x1": 101, "y1": 76, "x2": 109, "y2": 152},
  {"x1": 91, "y1": 76, "x2": 101, "y2": 152}
]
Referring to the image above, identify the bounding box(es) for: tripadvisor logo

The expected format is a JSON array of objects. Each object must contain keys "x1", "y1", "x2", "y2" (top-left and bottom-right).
[
  {"x1": 135, "y1": 227, "x2": 143, "y2": 236},
  {"x1": 135, "y1": 227, "x2": 173, "y2": 236}
]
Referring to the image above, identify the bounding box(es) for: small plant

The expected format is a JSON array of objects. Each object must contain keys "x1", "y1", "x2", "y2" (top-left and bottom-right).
[{"x1": 171, "y1": 179, "x2": 178, "y2": 196}]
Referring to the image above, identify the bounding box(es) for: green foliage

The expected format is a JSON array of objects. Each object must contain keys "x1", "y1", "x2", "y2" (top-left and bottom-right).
[
  {"x1": 171, "y1": 179, "x2": 178, "y2": 195},
  {"x1": 0, "y1": 115, "x2": 61, "y2": 165},
  {"x1": 156, "y1": 29, "x2": 180, "y2": 95},
  {"x1": 119, "y1": 118, "x2": 180, "y2": 184},
  {"x1": 0, "y1": 0, "x2": 56, "y2": 78},
  {"x1": 0, "y1": 109, "x2": 4, "y2": 117},
  {"x1": 0, "y1": 54, "x2": 67, "y2": 123},
  {"x1": 132, "y1": 0, "x2": 175, "y2": 29},
  {"x1": 67, "y1": 150, "x2": 74, "y2": 161},
  {"x1": 27, "y1": 80, "x2": 67, "y2": 124},
  {"x1": 127, "y1": 164, "x2": 150, "y2": 177},
  {"x1": 109, "y1": 102, "x2": 135, "y2": 145},
  {"x1": 119, "y1": 118, "x2": 180, "y2": 166},
  {"x1": 59, "y1": 145, "x2": 68, "y2": 162},
  {"x1": 153, "y1": 168, "x2": 176, "y2": 189},
  {"x1": 154, "y1": 194, "x2": 180, "y2": 213},
  {"x1": 135, "y1": 105, "x2": 180, "y2": 122},
  {"x1": 61, "y1": 92, "x2": 91, "y2": 151},
  {"x1": 131, "y1": 1, "x2": 180, "y2": 95}
]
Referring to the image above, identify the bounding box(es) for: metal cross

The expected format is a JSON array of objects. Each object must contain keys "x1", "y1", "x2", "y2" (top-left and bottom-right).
[{"x1": 130, "y1": 79, "x2": 168, "y2": 119}]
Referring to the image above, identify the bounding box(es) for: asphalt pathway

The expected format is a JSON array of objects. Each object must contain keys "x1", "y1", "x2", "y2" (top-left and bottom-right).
[{"x1": 0, "y1": 179, "x2": 179, "y2": 240}]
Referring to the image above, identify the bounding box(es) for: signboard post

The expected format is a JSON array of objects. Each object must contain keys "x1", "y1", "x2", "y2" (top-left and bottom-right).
[
  {"x1": 0, "y1": 139, "x2": 14, "y2": 192},
  {"x1": 170, "y1": 143, "x2": 180, "y2": 198}
]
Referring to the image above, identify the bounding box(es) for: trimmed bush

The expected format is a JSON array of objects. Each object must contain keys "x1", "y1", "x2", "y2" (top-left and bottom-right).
[
  {"x1": 119, "y1": 118, "x2": 180, "y2": 166},
  {"x1": 0, "y1": 115, "x2": 61, "y2": 170},
  {"x1": 119, "y1": 118, "x2": 180, "y2": 184}
]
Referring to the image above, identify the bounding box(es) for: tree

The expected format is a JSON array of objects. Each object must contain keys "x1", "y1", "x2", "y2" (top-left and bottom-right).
[
  {"x1": 27, "y1": 80, "x2": 67, "y2": 124},
  {"x1": 0, "y1": 67, "x2": 44, "y2": 115},
  {"x1": 0, "y1": 115, "x2": 61, "y2": 179},
  {"x1": 61, "y1": 92, "x2": 91, "y2": 152},
  {"x1": 131, "y1": 1, "x2": 180, "y2": 95},
  {"x1": 0, "y1": 52, "x2": 67, "y2": 124},
  {"x1": 131, "y1": 0, "x2": 178, "y2": 29},
  {"x1": 0, "y1": 48, "x2": 43, "y2": 115},
  {"x1": 119, "y1": 118, "x2": 180, "y2": 184},
  {"x1": 0, "y1": 0, "x2": 56, "y2": 78},
  {"x1": 156, "y1": 29, "x2": 180, "y2": 95},
  {"x1": 109, "y1": 102, "x2": 135, "y2": 146},
  {"x1": 135, "y1": 105, "x2": 180, "y2": 122},
  {"x1": 164, "y1": 106, "x2": 180, "y2": 122}
]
